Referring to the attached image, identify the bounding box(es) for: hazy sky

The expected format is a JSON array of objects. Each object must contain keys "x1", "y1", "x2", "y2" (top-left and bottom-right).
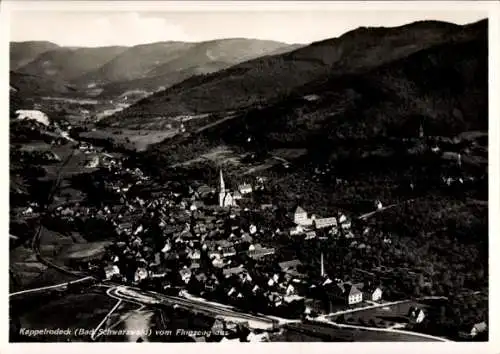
[{"x1": 7, "y1": 4, "x2": 488, "y2": 47}]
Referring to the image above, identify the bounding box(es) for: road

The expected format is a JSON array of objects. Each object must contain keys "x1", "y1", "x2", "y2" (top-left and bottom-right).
[
  {"x1": 107, "y1": 285, "x2": 277, "y2": 330},
  {"x1": 310, "y1": 316, "x2": 450, "y2": 342},
  {"x1": 315, "y1": 296, "x2": 447, "y2": 318},
  {"x1": 9, "y1": 276, "x2": 95, "y2": 297},
  {"x1": 308, "y1": 296, "x2": 451, "y2": 342},
  {"x1": 194, "y1": 114, "x2": 238, "y2": 134},
  {"x1": 91, "y1": 298, "x2": 123, "y2": 341},
  {"x1": 358, "y1": 199, "x2": 417, "y2": 220}
]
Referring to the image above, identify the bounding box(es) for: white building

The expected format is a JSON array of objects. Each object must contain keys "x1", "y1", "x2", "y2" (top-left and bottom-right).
[
  {"x1": 238, "y1": 183, "x2": 253, "y2": 195},
  {"x1": 293, "y1": 206, "x2": 312, "y2": 226}
]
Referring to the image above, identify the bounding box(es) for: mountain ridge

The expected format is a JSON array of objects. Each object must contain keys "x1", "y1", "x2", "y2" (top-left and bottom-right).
[{"x1": 110, "y1": 19, "x2": 486, "y2": 121}]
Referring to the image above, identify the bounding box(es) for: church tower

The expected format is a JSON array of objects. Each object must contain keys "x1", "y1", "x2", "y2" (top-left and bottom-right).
[
  {"x1": 419, "y1": 122, "x2": 424, "y2": 138},
  {"x1": 320, "y1": 252, "x2": 325, "y2": 277},
  {"x1": 219, "y1": 169, "x2": 226, "y2": 207}
]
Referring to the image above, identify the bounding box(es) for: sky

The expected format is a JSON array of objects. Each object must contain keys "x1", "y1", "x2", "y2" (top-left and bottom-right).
[{"x1": 6, "y1": 3, "x2": 490, "y2": 47}]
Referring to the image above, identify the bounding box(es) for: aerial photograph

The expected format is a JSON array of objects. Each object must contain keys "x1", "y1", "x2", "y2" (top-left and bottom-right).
[{"x1": 7, "y1": 2, "x2": 491, "y2": 343}]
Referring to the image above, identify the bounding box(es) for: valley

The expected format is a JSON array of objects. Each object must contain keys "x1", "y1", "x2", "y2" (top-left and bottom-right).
[{"x1": 8, "y1": 16, "x2": 489, "y2": 343}]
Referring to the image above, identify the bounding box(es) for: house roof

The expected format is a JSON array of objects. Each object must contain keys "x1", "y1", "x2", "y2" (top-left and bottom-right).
[
  {"x1": 223, "y1": 266, "x2": 246, "y2": 276},
  {"x1": 279, "y1": 260, "x2": 303, "y2": 271},
  {"x1": 294, "y1": 206, "x2": 306, "y2": 214}
]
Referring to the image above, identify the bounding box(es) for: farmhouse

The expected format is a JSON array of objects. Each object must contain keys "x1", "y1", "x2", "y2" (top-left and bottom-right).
[{"x1": 293, "y1": 206, "x2": 312, "y2": 226}]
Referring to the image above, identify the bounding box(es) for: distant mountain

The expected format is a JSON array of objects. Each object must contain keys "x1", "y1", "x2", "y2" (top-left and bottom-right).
[
  {"x1": 76, "y1": 38, "x2": 296, "y2": 97},
  {"x1": 112, "y1": 20, "x2": 485, "y2": 121},
  {"x1": 72, "y1": 41, "x2": 197, "y2": 87},
  {"x1": 10, "y1": 39, "x2": 297, "y2": 100},
  {"x1": 10, "y1": 41, "x2": 60, "y2": 70},
  {"x1": 97, "y1": 60, "x2": 234, "y2": 99},
  {"x1": 16, "y1": 46, "x2": 128, "y2": 81}
]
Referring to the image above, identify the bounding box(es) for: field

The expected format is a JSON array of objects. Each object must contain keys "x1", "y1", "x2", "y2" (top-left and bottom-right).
[
  {"x1": 329, "y1": 301, "x2": 430, "y2": 328},
  {"x1": 10, "y1": 245, "x2": 50, "y2": 292},
  {"x1": 171, "y1": 145, "x2": 243, "y2": 168},
  {"x1": 61, "y1": 241, "x2": 113, "y2": 261},
  {"x1": 281, "y1": 322, "x2": 440, "y2": 342},
  {"x1": 11, "y1": 289, "x2": 118, "y2": 342},
  {"x1": 80, "y1": 129, "x2": 178, "y2": 152}
]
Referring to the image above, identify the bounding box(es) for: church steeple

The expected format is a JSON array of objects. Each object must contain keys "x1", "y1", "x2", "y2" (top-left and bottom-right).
[
  {"x1": 320, "y1": 252, "x2": 325, "y2": 277},
  {"x1": 419, "y1": 122, "x2": 424, "y2": 138},
  {"x1": 219, "y1": 169, "x2": 226, "y2": 193}
]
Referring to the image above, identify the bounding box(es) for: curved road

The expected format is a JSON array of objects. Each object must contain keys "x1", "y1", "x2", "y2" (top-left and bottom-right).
[
  {"x1": 310, "y1": 316, "x2": 450, "y2": 342},
  {"x1": 308, "y1": 295, "x2": 451, "y2": 342},
  {"x1": 107, "y1": 286, "x2": 277, "y2": 330}
]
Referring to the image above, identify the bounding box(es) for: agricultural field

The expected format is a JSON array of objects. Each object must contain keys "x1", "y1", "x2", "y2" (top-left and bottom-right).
[
  {"x1": 330, "y1": 301, "x2": 431, "y2": 328},
  {"x1": 281, "y1": 322, "x2": 441, "y2": 342},
  {"x1": 80, "y1": 128, "x2": 178, "y2": 152}
]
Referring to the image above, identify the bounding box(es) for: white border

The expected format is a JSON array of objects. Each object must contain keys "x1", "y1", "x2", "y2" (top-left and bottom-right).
[{"x1": 1, "y1": 1, "x2": 499, "y2": 354}]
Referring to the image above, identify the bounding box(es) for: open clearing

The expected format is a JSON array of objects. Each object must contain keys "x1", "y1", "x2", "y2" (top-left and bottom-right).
[
  {"x1": 171, "y1": 146, "x2": 242, "y2": 168},
  {"x1": 81, "y1": 129, "x2": 177, "y2": 152},
  {"x1": 329, "y1": 301, "x2": 431, "y2": 328},
  {"x1": 61, "y1": 241, "x2": 113, "y2": 261}
]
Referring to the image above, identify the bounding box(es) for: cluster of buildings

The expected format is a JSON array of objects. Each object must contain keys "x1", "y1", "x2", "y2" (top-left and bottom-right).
[
  {"x1": 289, "y1": 205, "x2": 352, "y2": 239},
  {"x1": 87, "y1": 165, "x2": 387, "y2": 319}
]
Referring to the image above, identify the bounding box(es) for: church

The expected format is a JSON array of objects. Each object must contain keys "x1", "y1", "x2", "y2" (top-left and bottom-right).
[{"x1": 218, "y1": 169, "x2": 237, "y2": 208}]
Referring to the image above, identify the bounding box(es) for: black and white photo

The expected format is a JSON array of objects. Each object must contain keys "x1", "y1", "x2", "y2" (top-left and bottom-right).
[{"x1": 4, "y1": 0, "x2": 497, "y2": 347}]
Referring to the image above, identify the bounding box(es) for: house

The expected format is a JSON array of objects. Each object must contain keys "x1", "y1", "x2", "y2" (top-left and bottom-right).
[
  {"x1": 330, "y1": 282, "x2": 363, "y2": 305},
  {"x1": 221, "y1": 246, "x2": 237, "y2": 258},
  {"x1": 290, "y1": 224, "x2": 305, "y2": 236},
  {"x1": 233, "y1": 191, "x2": 242, "y2": 200},
  {"x1": 459, "y1": 321, "x2": 487, "y2": 339},
  {"x1": 293, "y1": 206, "x2": 312, "y2": 226},
  {"x1": 285, "y1": 283, "x2": 296, "y2": 296},
  {"x1": 408, "y1": 307, "x2": 425, "y2": 324},
  {"x1": 223, "y1": 266, "x2": 246, "y2": 278},
  {"x1": 304, "y1": 298, "x2": 325, "y2": 315},
  {"x1": 238, "y1": 183, "x2": 253, "y2": 195},
  {"x1": 338, "y1": 213, "x2": 351, "y2": 229},
  {"x1": 363, "y1": 286, "x2": 383, "y2": 302},
  {"x1": 314, "y1": 217, "x2": 337, "y2": 229},
  {"x1": 248, "y1": 244, "x2": 275, "y2": 259},
  {"x1": 188, "y1": 249, "x2": 201, "y2": 260},
  {"x1": 305, "y1": 231, "x2": 317, "y2": 239},
  {"x1": 179, "y1": 267, "x2": 192, "y2": 284},
  {"x1": 134, "y1": 267, "x2": 148, "y2": 282}
]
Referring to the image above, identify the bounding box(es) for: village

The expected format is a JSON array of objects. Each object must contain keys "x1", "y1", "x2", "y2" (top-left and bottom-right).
[
  {"x1": 42, "y1": 140, "x2": 431, "y2": 325},
  {"x1": 9, "y1": 111, "x2": 488, "y2": 342}
]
